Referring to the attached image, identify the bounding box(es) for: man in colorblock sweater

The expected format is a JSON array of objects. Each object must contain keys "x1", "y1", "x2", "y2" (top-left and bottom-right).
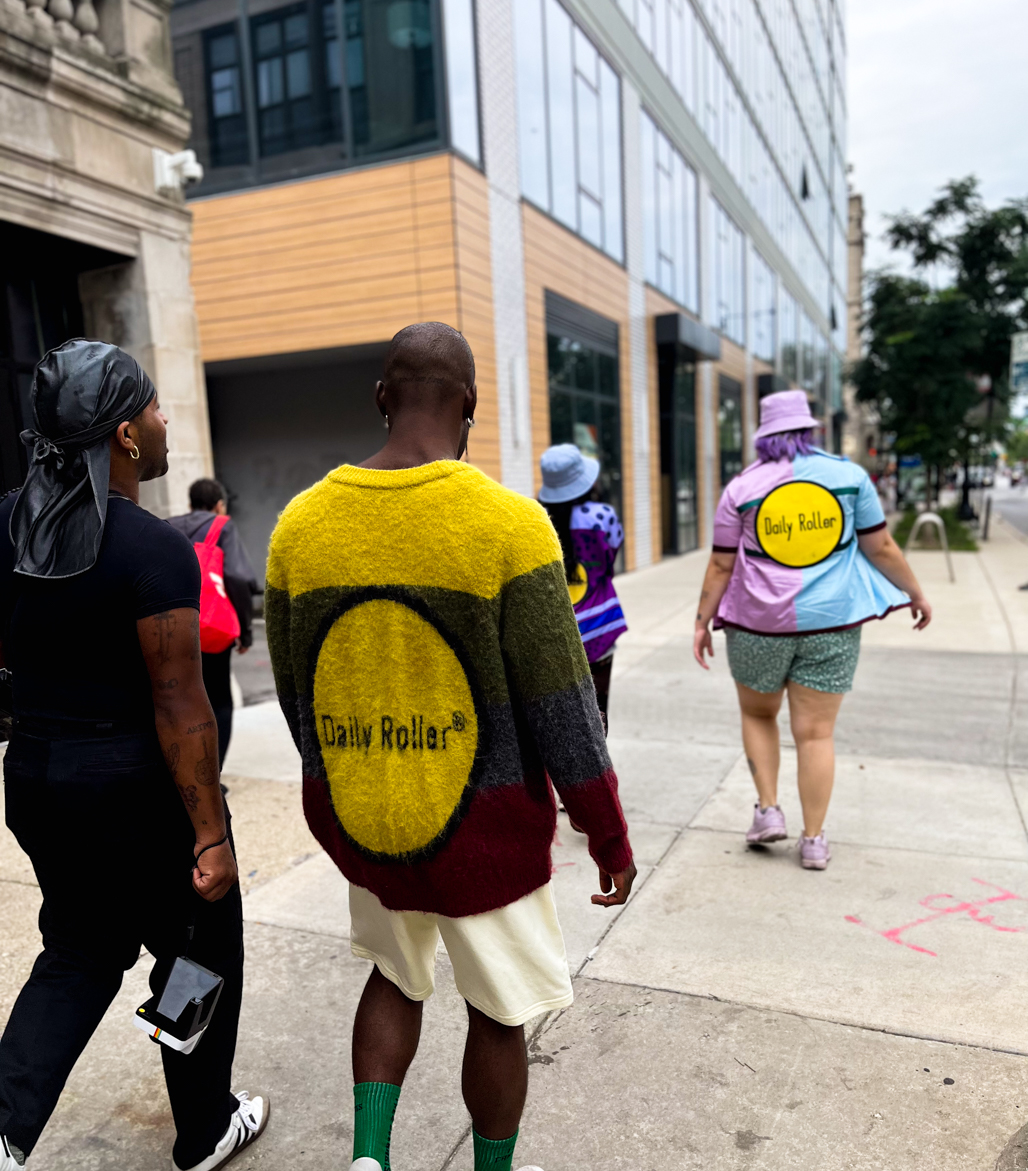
[{"x1": 266, "y1": 322, "x2": 636, "y2": 1171}]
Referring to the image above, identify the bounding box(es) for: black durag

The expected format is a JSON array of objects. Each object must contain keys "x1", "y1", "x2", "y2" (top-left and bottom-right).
[{"x1": 10, "y1": 339, "x2": 156, "y2": 579}]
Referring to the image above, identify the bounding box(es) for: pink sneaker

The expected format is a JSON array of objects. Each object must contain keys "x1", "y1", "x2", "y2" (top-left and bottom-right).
[
  {"x1": 746, "y1": 803, "x2": 787, "y2": 844},
  {"x1": 799, "y1": 833, "x2": 831, "y2": 870}
]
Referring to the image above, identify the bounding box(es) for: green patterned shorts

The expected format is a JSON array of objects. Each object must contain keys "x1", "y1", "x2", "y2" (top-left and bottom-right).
[{"x1": 724, "y1": 626, "x2": 862, "y2": 695}]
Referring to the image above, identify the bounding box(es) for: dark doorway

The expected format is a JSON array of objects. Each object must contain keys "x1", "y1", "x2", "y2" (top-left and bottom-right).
[
  {"x1": 0, "y1": 221, "x2": 125, "y2": 495},
  {"x1": 718, "y1": 374, "x2": 743, "y2": 488},
  {"x1": 658, "y1": 343, "x2": 698, "y2": 555},
  {"x1": 545, "y1": 291, "x2": 623, "y2": 545},
  {"x1": 205, "y1": 342, "x2": 388, "y2": 585}
]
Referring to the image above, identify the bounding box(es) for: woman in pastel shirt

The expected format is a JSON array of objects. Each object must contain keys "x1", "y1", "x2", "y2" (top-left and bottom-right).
[
  {"x1": 539, "y1": 444, "x2": 627, "y2": 735},
  {"x1": 692, "y1": 390, "x2": 931, "y2": 870}
]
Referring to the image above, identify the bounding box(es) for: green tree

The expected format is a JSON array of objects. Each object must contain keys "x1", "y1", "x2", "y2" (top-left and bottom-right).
[{"x1": 853, "y1": 178, "x2": 1028, "y2": 508}]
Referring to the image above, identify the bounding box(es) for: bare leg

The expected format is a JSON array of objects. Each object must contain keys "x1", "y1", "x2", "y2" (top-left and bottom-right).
[
  {"x1": 461, "y1": 1003, "x2": 528, "y2": 1140},
  {"x1": 787, "y1": 682, "x2": 845, "y2": 838},
  {"x1": 736, "y1": 683, "x2": 785, "y2": 809},
  {"x1": 352, "y1": 966, "x2": 424, "y2": 1085}
]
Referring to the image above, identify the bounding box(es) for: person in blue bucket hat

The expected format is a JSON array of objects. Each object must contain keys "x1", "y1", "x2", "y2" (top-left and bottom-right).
[{"x1": 538, "y1": 443, "x2": 627, "y2": 736}]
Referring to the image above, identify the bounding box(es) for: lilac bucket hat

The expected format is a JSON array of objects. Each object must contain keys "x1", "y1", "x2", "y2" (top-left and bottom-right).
[{"x1": 754, "y1": 389, "x2": 819, "y2": 440}]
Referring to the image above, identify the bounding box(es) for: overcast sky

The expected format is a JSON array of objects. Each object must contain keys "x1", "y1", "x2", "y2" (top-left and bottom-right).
[{"x1": 847, "y1": 0, "x2": 1028, "y2": 274}]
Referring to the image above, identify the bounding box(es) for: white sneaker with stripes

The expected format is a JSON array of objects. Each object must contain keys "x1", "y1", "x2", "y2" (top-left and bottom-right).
[
  {"x1": 172, "y1": 1091, "x2": 269, "y2": 1171},
  {"x1": 0, "y1": 1136, "x2": 24, "y2": 1169}
]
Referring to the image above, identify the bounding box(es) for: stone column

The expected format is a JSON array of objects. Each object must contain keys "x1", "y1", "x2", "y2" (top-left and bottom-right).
[
  {"x1": 80, "y1": 227, "x2": 212, "y2": 517},
  {"x1": 475, "y1": 0, "x2": 534, "y2": 496}
]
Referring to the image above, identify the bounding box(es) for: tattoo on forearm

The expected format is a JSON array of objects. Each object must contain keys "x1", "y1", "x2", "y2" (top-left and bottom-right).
[
  {"x1": 157, "y1": 678, "x2": 178, "y2": 690},
  {"x1": 194, "y1": 735, "x2": 218, "y2": 787},
  {"x1": 153, "y1": 612, "x2": 177, "y2": 666},
  {"x1": 187, "y1": 720, "x2": 214, "y2": 734},
  {"x1": 697, "y1": 612, "x2": 704, "y2": 622},
  {"x1": 178, "y1": 783, "x2": 200, "y2": 813},
  {"x1": 164, "y1": 742, "x2": 180, "y2": 780},
  {"x1": 189, "y1": 622, "x2": 201, "y2": 662}
]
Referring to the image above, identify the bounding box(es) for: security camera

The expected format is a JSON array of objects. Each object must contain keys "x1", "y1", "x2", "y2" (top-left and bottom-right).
[{"x1": 153, "y1": 148, "x2": 205, "y2": 194}]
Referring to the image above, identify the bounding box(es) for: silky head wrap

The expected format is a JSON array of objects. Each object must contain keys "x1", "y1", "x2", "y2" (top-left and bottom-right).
[{"x1": 10, "y1": 339, "x2": 156, "y2": 579}]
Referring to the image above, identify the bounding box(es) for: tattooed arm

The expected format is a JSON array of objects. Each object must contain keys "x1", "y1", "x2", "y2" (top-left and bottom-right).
[{"x1": 138, "y1": 607, "x2": 238, "y2": 901}]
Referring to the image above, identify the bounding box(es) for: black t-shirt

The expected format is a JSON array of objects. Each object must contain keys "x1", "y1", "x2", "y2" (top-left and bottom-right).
[{"x1": 0, "y1": 491, "x2": 200, "y2": 726}]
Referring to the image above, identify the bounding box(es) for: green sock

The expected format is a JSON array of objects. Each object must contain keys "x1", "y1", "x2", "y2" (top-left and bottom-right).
[
  {"x1": 472, "y1": 1128, "x2": 519, "y2": 1171},
  {"x1": 353, "y1": 1081, "x2": 401, "y2": 1170}
]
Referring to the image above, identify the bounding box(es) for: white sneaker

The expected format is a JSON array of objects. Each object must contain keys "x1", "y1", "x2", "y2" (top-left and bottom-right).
[
  {"x1": 0, "y1": 1137, "x2": 24, "y2": 1169},
  {"x1": 172, "y1": 1091, "x2": 269, "y2": 1171}
]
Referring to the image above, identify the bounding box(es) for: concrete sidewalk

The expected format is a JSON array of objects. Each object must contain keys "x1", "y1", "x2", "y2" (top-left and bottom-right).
[{"x1": 4, "y1": 518, "x2": 1028, "y2": 1168}]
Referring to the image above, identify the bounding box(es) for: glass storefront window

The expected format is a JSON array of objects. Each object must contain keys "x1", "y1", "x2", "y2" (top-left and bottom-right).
[
  {"x1": 718, "y1": 374, "x2": 743, "y2": 486},
  {"x1": 547, "y1": 333, "x2": 623, "y2": 527},
  {"x1": 658, "y1": 342, "x2": 698, "y2": 555}
]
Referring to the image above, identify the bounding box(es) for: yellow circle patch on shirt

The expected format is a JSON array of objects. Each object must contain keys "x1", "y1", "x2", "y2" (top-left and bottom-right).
[
  {"x1": 568, "y1": 562, "x2": 588, "y2": 606},
  {"x1": 312, "y1": 597, "x2": 478, "y2": 858},
  {"x1": 755, "y1": 480, "x2": 844, "y2": 568}
]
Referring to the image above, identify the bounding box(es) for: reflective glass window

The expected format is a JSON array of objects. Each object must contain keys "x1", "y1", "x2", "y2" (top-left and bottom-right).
[
  {"x1": 640, "y1": 109, "x2": 697, "y2": 313},
  {"x1": 442, "y1": 0, "x2": 480, "y2": 163},
  {"x1": 204, "y1": 25, "x2": 249, "y2": 167},
  {"x1": 346, "y1": 0, "x2": 438, "y2": 157},
  {"x1": 514, "y1": 0, "x2": 624, "y2": 263},
  {"x1": 710, "y1": 197, "x2": 745, "y2": 345},
  {"x1": 751, "y1": 248, "x2": 776, "y2": 363}
]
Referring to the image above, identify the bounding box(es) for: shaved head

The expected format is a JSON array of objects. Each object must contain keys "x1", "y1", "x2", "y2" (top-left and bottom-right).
[{"x1": 382, "y1": 322, "x2": 475, "y2": 406}]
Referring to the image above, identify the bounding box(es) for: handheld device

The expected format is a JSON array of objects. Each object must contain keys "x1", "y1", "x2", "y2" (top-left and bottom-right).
[{"x1": 134, "y1": 955, "x2": 223, "y2": 1054}]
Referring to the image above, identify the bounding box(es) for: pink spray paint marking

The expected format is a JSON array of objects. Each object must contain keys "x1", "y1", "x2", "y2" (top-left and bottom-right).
[{"x1": 845, "y1": 879, "x2": 1028, "y2": 957}]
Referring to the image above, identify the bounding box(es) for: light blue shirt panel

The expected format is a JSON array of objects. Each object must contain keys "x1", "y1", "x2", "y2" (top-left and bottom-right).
[{"x1": 790, "y1": 452, "x2": 908, "y2": 632}]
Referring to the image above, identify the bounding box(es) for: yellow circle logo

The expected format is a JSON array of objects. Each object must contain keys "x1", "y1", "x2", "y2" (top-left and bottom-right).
[
  {"x1": 755, "y1": 481, "x2": 844, "y2": 568},
  {"x1": 568, "y1": 562, "x2": 588, "y2": 605},
  {"x1": 312, "y1": 594, "x2": 479, "y2": 859}
]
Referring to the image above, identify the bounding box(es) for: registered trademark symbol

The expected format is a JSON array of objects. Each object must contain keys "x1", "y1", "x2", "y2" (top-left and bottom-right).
[{"x1": 452, "y1": 711, "x2": 466, "y2": 732}]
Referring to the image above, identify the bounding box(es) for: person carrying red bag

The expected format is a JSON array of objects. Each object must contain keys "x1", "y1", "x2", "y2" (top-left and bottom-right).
[{"x1": 169, "y1": 480, "x2": 258, "y2": 767}]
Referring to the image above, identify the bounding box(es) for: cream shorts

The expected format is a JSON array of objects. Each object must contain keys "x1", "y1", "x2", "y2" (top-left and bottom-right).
[{"x1": 349, "y1": 882, "x2": 574, "y2": 1026}]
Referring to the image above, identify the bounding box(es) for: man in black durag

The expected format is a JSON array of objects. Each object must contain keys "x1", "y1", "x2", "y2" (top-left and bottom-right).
[{"x1": 0, "y1": 339, "x2": 268, "y2": 1171}]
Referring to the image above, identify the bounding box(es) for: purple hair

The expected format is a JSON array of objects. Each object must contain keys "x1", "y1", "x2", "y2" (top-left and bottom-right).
[{"x1": 755, "y1": 428, "x2": 816, "y2": 463}]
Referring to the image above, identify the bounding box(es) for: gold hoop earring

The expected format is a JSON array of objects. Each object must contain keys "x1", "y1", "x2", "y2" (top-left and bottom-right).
[{"x1": 129, "y1": 445, "x2": 140, "y2": 461}]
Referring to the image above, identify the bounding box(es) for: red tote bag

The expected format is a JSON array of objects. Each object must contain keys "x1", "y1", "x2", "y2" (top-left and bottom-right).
[{"x1": 195, "y1": 514, "x2": 241, "y2": 654}]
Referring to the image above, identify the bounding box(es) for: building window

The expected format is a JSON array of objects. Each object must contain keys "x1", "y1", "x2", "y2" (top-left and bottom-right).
[
  {"x1": 347, "y1": 0, "x2": 438, "y2": 156},
  {"x1": 251, "y1": 3, "x2": 340, "y2": 157},
  {"x1": 751, "y1": 248, "x2": 776, "y2": 363},
  {"x1": 779, "y1": 288, "x2": 798, "y2": 382},
  {"x1": 514, "y1": 0, "x2": 624, "y2": 263},
  {"x1": 204, "y1": 25, "x2": 249, "y2": 167},
  {"x1": 718, "y1": 373, "x2": 743, "y2": 486},
  {"x1": 657, "y1": 342, "x2": 698, "y2": 555},
  {"x1": 441, "y1": 0, "x2": 480, "y2": 164},
  {"x1": 546, "y1": 292, "x2": 623, "y2": 531},
  {"x1": 710, "y1": 197, "x2": 745, "y2": 345},
  {"x1": 640, "y1": 110, "x2": 698, "y2": 314}
]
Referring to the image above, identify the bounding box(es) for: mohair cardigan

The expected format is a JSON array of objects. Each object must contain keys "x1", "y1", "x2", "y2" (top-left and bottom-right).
[{"x1": 265, "y1": 460, "x2": 632, "y2": 918}]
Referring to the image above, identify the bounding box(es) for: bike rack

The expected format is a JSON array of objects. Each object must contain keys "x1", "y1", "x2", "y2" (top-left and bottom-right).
[{"x1": 904, "y1": 511, "x2": 955, "y2": 583}]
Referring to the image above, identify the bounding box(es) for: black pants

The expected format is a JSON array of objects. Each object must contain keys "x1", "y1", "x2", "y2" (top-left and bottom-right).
[
  {"x1": 201, "y1": 649, "x2": 233, "y2": 769},
  {"x1": 0, "y1": 729, "x2": 243, "y2": 1168},
  {"x1": 589, "y1": 652, "x2": 614, "y2": 737}
]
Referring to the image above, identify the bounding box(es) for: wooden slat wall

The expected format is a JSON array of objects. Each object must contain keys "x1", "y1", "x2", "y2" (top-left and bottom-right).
[
  {"x1": 520, "y1": 205, "x2": 640, "y2": 568},
  {"x1": 189, "y1": 151, "x2": 503, "y2": 483},
  {"x1": 191, "y1": 154, "x2": 462, "y2": 360}
]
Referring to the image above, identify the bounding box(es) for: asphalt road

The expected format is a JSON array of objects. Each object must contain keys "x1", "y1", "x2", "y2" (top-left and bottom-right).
[{"x1": 993, "y1": 485, "x2": 1028, "y2": 539}]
